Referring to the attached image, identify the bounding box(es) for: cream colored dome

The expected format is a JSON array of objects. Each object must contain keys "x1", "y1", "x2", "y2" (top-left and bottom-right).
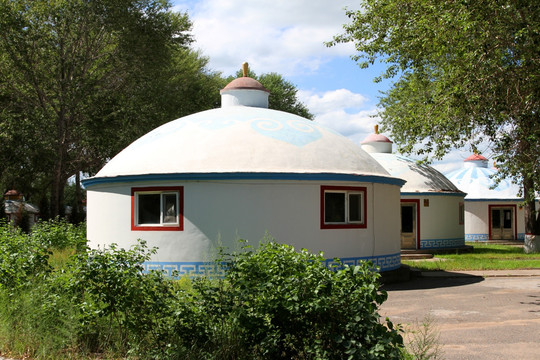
[{"x1": 84, "y1": 74, "x2": 403, "y2": 187}]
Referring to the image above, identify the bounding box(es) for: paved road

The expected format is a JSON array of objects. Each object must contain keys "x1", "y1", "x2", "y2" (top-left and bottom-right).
[{"x1": 381, "y1": 271, "x2": 540, "y2": 360}]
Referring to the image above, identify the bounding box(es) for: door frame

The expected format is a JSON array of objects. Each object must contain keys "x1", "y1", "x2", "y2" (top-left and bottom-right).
[
  {"x1": 488, "y1": 204, "x2": 517, "y2": 241},
  {"x1": 401, "y1": 199, "x2": 421, "y2": 249}
]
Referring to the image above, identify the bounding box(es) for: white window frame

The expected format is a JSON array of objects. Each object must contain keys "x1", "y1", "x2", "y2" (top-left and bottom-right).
[
  {"x1": 321, "y1": 186, "x2": 367, "y2": 229},
  {"x1": 131, "y1": 186, "x2": 183, "y2": 231}
]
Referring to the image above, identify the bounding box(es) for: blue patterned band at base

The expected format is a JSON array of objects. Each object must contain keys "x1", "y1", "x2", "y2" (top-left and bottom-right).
[
  {"x1": 144, "y1": 253, "x2": 402, "y2": 278},
  {"x1": 420, "y1": 238, "x2": 465, "y2": 249},
  {"x1": 323, "y1": 253, "x2": 401, "y2": 272},
  {"x1": 465, "y1": 233, "x2": 489, "y2": 241}
]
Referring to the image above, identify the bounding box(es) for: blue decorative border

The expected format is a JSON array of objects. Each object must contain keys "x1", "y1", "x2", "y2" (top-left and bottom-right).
[
  {"x1": 82, "y1": 172, "x2": 406, "y2": 188},
  {"x1": 465, "y1": 233, "x2": 525, "y2": 242},
  {"x1": 144, "y1": 252, "x2": 402, "y2": 277},
  {"x1": 465, "y1": 233, "x2": 489, "y2": 241},
  {"x1": 402, "y1": 192, "x2": 465, "y2": 197},
  {"x1": 465, "y1": 198, "x2": 524, "y2": 202},
  {"x1": 323, "y1": 253, "x2": 401, "y2": 272},
  {"x1": 420, "y1": 238, "x2": 465, "y2": 249}
]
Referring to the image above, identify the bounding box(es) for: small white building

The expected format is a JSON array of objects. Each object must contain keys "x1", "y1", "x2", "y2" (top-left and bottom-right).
[
  {"x1": 446, "y1": 154, "x2": 526, "y2": 241},
  {"x1": 361, "y1": 129, "x2": 465, "y2": 250},
  {"x1": 82, "y1": 70, "x2": 406, "y2": 275}
]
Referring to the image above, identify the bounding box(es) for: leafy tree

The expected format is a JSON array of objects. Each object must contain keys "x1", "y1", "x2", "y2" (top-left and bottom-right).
[
  {"x1": 0, "y1": 0, "x2": 221, "y2": 218},
  {"x1": 330, "y1": 0, "x2": 540, "y2": 236},
  {"x1": 231, "y1": 69, "x2": 314, "y2": 119}
]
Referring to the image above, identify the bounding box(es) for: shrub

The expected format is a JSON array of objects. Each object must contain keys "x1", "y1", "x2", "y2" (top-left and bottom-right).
[
  {"x1": 0, "y1": 220, "x2": 51, "y2": 291},
  {"x1": 201, "y1": 241, "x2": 404, "y2": 359},
  {"x1": 31, "y1": 218, "x2": 86, "y2": 250},
  {"x1": 60, "y1": 240, "x2": 180, "y2": 355}
]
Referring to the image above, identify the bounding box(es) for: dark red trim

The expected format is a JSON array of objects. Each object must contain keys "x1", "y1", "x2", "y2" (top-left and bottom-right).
[
  {"x1": 488, "y1": 204, "x2": 517, "y2": 240},
  {"x1": 401, "y1": 199, "x2": 420, "y2": 249},
  {"x1": 131, "y1": 186, "x2": 184, "y2": 231},
  {"x1": 320, "y1": 185, "x2": 367, "y2": 229}
]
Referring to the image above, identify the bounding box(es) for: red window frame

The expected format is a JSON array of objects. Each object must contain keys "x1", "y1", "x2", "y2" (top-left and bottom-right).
[
  {"x1": 320, "y1": 185, "x2": 367, "y2": 229},
  {"x1": 131, "y1": 186, "x2": 184, "y2": 231}
]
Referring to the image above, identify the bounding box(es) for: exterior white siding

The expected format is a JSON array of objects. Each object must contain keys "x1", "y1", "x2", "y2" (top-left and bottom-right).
[{"x1": 87, "y1": 179, "x2": 402, "y2": 274}]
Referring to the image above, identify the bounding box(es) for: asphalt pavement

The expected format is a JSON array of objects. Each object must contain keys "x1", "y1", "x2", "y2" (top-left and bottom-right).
[{"x1": 381, "y1": 270, "x2": 540, "y2": 360}]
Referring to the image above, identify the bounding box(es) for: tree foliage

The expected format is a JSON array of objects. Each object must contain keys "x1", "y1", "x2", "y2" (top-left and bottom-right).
[
  {"x1": 0, "y1": 0, "x2": 222, "y2": 217},
  {"x1": 330, "y1": 0, "x2": 540, "y2": 234}
]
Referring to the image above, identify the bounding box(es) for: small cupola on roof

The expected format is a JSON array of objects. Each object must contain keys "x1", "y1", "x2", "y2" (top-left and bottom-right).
[
  {"x1": 361, "y1": 127, "x2": 461, "y2": 193},
  {"x1": 463, "y1": 153, "x2": 489, "y2": 168},
  {"x1": 361, "y1": 125, "x2": 393, "y2": 154},
  {"x1": 220, "y1": 62, "x2": 270, "y2": 108}
]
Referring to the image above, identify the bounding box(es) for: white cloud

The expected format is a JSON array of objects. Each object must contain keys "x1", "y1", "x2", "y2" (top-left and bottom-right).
[
  {"x1": 170, "y1": 0, "x2": 469, "y2": 174},
  {"x1": 173, "y1": 0, "x2": 358, "y2": 76},
  {"x1": 298, "y1": 89, "x2": 379, "y2": 144}
]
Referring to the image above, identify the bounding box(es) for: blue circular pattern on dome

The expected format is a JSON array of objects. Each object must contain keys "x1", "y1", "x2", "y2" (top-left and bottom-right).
[
  {"x1": 250, "y1": 117, "x2": 322, "y2": 147},
  {"x1": 445, "y1": 166, "x2": 521, "y2": 199}
]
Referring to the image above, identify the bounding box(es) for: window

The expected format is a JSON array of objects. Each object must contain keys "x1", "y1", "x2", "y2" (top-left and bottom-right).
[
  {"x1": 459, "y1": 202, "x2": 464, "y2": 225},
  {"x1": 321, "y1": 186, "x2": 367, "y2": 229},
  {"x1": 131, "y1": 186, "x2": 184, "y2": 231}
]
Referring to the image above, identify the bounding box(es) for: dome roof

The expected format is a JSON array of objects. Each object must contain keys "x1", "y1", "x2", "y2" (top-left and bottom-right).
[
  {"x1": 445, "y1": 160, "x2": 521, "y2": 200},
  {"x1": 465, "y1": 154, "x2": 488, "y2": 162},
  {"x1": 367, "y1": 153, "x2": 462, "y2": 193},
  {"x1": 85, "y1": 68, "x2": 401, "y2": 187},
  {"x1": 220, "y1": 76, "x2": 269, "y2": 93},
  {"x1": 360, "y1": 129, "x2": 460, "y2": 194},
  {"x1": 89, "y1": 106, "x2": 393, "y2": 182},
  {"x1": 361, "y1": 133, "x2": 392, "y2": 144}
]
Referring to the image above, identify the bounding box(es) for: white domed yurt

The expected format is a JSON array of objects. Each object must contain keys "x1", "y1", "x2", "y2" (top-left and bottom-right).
[
  {"x1": 361, "y1": 127, "x2": 465, "y2": 250},
  {"x1": 446, "y1": 154, "x2": 527, "y2": 242},
  {"x1": 82, "y1": 65, "x2": 406, "y2": 275}
]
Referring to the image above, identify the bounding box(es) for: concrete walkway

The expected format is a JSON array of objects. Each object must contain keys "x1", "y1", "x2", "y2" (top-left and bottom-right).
[
  {"x1": 419, "y1": 268, "x2": 540, "y2": 278},
  {"x1": 381, "y1": 269, "x2": 540, "y2": 360}
]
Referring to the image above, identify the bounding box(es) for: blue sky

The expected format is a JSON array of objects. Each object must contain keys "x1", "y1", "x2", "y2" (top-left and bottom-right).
[{"x1": 170, "y1": 0, "x2": 476, "y2": 173}]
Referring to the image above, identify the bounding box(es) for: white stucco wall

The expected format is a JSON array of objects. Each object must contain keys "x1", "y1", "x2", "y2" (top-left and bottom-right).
[
  {"x1": 87, "y1": 179, "x2": 402, "y2": 273},
  {"x1": 402, "y1": 194, "x2": 465, "y2": 249},
  {"x1": 464, "y1": 200, "x2": 526, "y2": 241}
]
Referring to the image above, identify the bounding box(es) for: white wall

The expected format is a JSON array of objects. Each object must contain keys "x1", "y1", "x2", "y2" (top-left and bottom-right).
[
  {"x1": 401, "y1": 194, "x2": 465, "y2": 249},
  {"x1": 465, "y1": 200, "x2": 526, "y2": 241},
  {"x1": 87, "y1": 179, "x2": 401, "y2": 266}
]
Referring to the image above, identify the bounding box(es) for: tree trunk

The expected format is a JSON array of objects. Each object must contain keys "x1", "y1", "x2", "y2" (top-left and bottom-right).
[{"x1": 523, "y1": 175, "x2": 540, "y2": 253}]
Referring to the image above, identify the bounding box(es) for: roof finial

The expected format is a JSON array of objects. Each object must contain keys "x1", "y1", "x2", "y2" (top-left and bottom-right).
[
  {"x1": 374, "y1": 124, "x2": 379, "y2": 134},
  {"x1": 242, "y1": 62, "x2": 249, "y2": 77}
]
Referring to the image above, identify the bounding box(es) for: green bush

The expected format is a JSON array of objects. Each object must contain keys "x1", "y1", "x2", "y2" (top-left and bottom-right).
[
  {"x1": 0, "y1": 226, "x2": 405, "y2": 359},
  {"x1": 31, "y1": 218, "x2": 86, "y2": 250},
  {"x1": 60, "y1": 240, "x2": 180, "y2": 355},
  {"x1": 198, "y1": 241, "x2": 404, "y2": 359},
  {"x1": 0, "y1": 220, "x2": 51, "y2": 291}
]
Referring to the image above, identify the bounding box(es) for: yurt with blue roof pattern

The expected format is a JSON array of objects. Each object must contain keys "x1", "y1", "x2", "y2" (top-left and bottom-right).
[
  {"x1": 445, "y1": 154, "x2": 525, "y2": 241},
  {"x1": 82, "y1": 64, "x2": 406, "y2": 275}
]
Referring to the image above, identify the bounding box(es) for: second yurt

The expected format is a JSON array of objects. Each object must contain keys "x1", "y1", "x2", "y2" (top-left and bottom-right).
[{"x1": 361, "y1": 128, "x2": 465, "y2": 250}]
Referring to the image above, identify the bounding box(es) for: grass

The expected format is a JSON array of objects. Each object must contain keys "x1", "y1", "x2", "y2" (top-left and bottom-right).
[{"x1": 402, "y1": 242, "x2": 540, "y2": 271}]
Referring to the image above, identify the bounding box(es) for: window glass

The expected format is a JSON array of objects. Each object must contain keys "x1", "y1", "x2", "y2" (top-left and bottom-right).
[
  {"x1": 162, "y1": 193, "x2": 178, "y2": 224},
  {"x1": 401, "y1": 205, "x2": 414, "y2": 233},
  {"x1": 503, "y1": 209, "x2": 512, "y2": 229},
  {"x1": 138, "y1": 193, "x2": 160, "y2": 224},
  {"x1": 325, "y1": 192, "x2": 346, "y2": 223},
  {"x1": 491, "y1": 209, "x2": 501, "y2": 228},
  {"x1": 348, "y1": 193, "x2": 362, "y2": 222}
]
